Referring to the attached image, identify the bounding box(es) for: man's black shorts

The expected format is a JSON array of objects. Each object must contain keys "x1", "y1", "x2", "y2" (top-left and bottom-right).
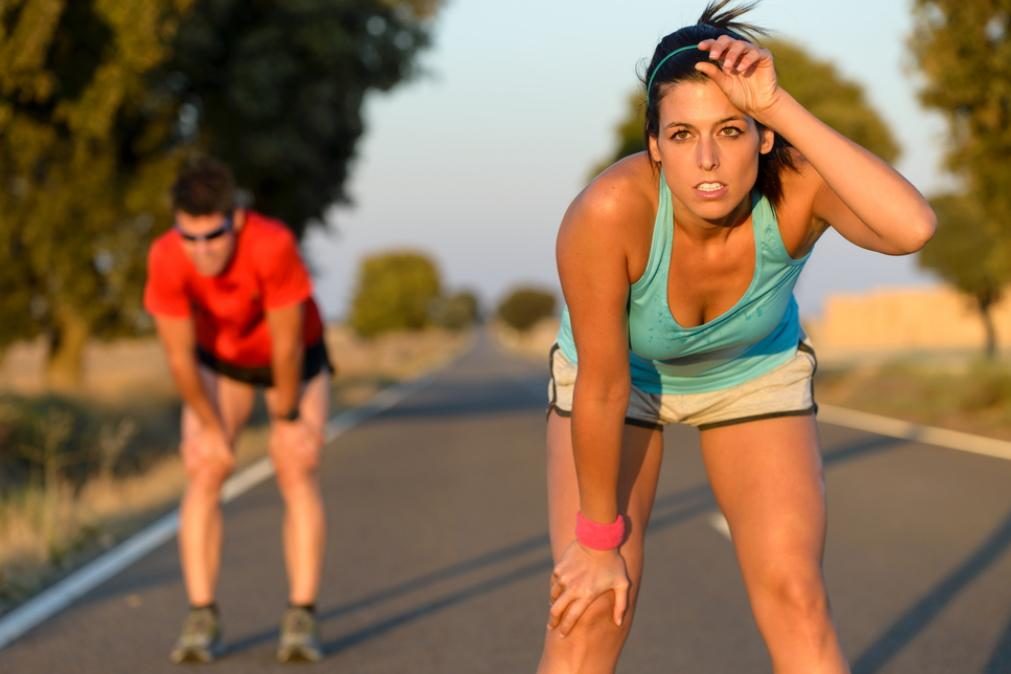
[{"x1": 196, "y1": 340, "x2": 334, "y2": 387}]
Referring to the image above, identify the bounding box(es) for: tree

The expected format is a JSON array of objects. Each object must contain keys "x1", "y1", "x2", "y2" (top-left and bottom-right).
[
  {"x1": 0, "y1": 0, "x2": 195, "y2": 391},
  {"x1": 0, "y1": 0, "x2": 441, "y2": 389},
  {"x1": 911, "y1": 1, "x2": 1011, "y2": 226},
  {"x1": 496, "y1": 287, "x2": 556, "y2": 332},
  {"x1": 590, "y1": 38, "x2": 899, "y2": 176},
  {"x1": 164, "y1": 0, "x2": 441, "y2": 238},
  {"x1": 909, "y1": 1, "x2": 1011, "y2": 357},
  {"x1": 348, "y1": 251, "x2": 442, "y2": 337},
  {"x1": 918, "y1": 194, "x2": 1004, "y2": 359}
]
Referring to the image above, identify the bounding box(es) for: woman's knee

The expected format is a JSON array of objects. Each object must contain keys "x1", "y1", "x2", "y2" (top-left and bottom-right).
[
  {"x1": 753, "y1": 564, "x2": 831, "y2": 626},
  {"x1": 542, "y1": 591, "x2": 631, "y2": 673},
  {"x1": 555, "y1": 590, "x2": 632, "y2": 644}
]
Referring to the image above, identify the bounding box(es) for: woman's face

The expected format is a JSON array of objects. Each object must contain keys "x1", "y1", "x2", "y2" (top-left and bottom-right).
[{"x1": 648, "y1": 78, "x2": 773, "y2": 223}]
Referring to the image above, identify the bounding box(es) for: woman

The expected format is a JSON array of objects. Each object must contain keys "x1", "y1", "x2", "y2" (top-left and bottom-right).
[{"x1": 539, "y1": 2, "x2": 935, "y2": 673}]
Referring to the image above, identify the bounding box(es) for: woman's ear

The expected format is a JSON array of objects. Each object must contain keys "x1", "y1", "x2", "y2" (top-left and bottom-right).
[
  {"x1": 758, "y1": 125, "x2": 775, "y2": 155},
  {"x1": 648, "y1": 134, "x2": 661, "y2": 163}
]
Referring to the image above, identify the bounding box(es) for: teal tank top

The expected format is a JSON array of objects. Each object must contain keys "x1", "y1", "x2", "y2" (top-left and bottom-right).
[{"x1": 556, "y1": 175, "x2": 811, "y2": 395}]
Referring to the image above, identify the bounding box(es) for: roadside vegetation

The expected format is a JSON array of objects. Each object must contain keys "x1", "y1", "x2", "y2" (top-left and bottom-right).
[
  {"x1": 815, "y1": 357, "x2": 1011, "y2": 441},
  {"x1": 0, "y1": 325, "x2": 470, "y2": 615}
]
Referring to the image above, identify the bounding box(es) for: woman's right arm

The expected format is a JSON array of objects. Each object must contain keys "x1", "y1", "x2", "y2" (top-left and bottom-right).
[
  {"x1": 557, "y1": 181, "x2": 635, "y2": 526},
  {"x1": 549, "y1": 169, "x2": 646, "y2": 635}
]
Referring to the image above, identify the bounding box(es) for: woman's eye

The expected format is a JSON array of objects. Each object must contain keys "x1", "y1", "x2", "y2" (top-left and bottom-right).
[
  {"x1": 671, "y1": 129, "x2": 691, "y2": 140},
  {"x1": 721, "y1": 126, "x2": 743, "y2": 137}
]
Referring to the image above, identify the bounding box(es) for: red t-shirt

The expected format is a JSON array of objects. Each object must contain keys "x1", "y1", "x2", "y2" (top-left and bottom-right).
[{"x1": 144, "y1": 211, "x2": 324, "y2": 367}]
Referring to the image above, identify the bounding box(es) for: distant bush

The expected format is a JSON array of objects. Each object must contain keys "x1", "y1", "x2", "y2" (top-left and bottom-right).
[
  {"x1": 430, "y1": 290, "x2": 481, "y2": 331},
  {"x1": 349, "y1": 251, "x2": 442, "y2": 338},
  {"x1": 496, "y1": 287, "x2": 556, "y2": 332}
]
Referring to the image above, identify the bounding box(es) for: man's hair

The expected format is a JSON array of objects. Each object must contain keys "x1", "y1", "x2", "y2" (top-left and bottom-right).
[{"x1": 171, "y1": 156, "x2": 236, "y2": 215}]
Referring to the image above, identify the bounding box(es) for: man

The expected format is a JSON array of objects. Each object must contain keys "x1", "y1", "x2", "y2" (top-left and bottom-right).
[{"x1": 144, "y1": 157, "x2": 331, "y2": 663}]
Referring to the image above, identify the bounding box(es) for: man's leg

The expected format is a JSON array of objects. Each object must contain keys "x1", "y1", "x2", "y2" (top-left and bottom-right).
[
  {"x1": 178, "y1": 368, "x2": 255, "y2": 606},
  {"x1": 266, "y1": 370, "x2": 329, "y2": 606}
]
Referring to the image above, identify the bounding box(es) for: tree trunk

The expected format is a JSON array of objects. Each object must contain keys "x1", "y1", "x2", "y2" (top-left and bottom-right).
[
  {"x1": 978, "y1": 296, "x2": 998, "y2": 361},
  {"x1": 45, "y1": 305, "x2": 90, "y2": 391}
]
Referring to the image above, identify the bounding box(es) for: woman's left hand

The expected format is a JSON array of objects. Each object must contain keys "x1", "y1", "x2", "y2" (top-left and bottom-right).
[{"x1": 695, "y1": 36, "x2": 781, "y2": 121}]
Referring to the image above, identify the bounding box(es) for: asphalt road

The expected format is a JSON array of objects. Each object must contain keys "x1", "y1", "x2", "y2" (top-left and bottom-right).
[{"x1": 2, "y1": 334, "x2": 1010, "y2": 673}]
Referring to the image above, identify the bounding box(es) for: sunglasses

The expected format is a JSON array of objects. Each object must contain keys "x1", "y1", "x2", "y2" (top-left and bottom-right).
[{"x1": 175, "y1": 215, "x2": 234, "y2": 242}]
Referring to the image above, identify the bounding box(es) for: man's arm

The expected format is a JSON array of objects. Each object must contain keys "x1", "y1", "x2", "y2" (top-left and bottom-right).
[
  {"x1": 154, "y1": 315, "x2": 223, "y2": 434},
  {"x1": 266, "y1": 302, "x2": 304, "y2": 418}
]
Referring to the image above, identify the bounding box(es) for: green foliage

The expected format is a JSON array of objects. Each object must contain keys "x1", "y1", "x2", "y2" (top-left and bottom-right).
[
  {"x1": 590, "y1": 38, "x2": 899, "y2": 176},
  {"x1": 0, "y1": 0, "x2": 442, "y2": 388},
  {"x1": 430, "y1": 290, "x2": 481, "y2": 331},
  {"x1": 166, "y1": 0, "x2": 440, "y2": 238},
  {"x1": 911, "y1": 1, "x2": 1011, "y2": 222},
  {"x1": 770, "y1": 40, "x2": 899, "y2": 162},
  {"x1": 909, "y1": 1, "x2": 1011, "y2": 358},
  {"x1": 0, "y1": 0, "x2": 194, "y2": 388},
  {"x1": 919, "y1": 193, "x2": 1004, "y2": 357},
  {"x1": 349, "y1": 251, "x2": 442, "y2": 338},
  {"x1": 919, "y1": 194, "x2": 1002, "y2": 301},
  {"x1": 496, "y1": 287, "x2": 557, "y2": 332}
]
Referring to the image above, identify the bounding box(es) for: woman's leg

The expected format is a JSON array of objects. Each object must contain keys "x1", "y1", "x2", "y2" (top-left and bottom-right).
[
  {"x1": 700, "y1": 414, "x2": 850, "y2": 674},
  {"x1": 538, "y1": 411, "x2": 664, "y2": 674},
  {"x1": 179, "y1": 368, "x2": 255, "y2": 605}
]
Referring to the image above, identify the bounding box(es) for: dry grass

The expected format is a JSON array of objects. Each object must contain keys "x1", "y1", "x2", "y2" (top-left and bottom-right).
[
  {"x1": 815, "y1": 358, "x2": 1011, "y2": 441},
  {"x1": 0, "y1": 326, "x2": 471, "y2": 613}
]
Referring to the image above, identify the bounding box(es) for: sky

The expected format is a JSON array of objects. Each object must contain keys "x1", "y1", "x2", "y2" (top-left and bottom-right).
[{"x1": 304, "y1": 0, "x2": 951, "y2": 321}]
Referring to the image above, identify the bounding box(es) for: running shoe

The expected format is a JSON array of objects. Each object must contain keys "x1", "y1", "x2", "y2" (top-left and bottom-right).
[
  {"x1": 170, "y1": 606, "x2": 222, "y2": 664},
  {"x1": 276, "y1": 606, "x2": 323, "y2": 663}
]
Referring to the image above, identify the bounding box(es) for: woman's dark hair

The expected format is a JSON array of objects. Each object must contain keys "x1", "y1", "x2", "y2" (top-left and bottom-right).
[
  {"x1": 171, "y1": 156, "x2": 236, "y2": 215},
  {"x1": 643, "y1": 0, "x2": 795, "y2": 204}
]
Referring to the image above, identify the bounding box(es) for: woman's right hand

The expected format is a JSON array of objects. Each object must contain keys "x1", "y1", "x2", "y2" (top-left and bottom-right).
[{"x1": 548, "y1": 541, "x2": 630, "y2": 636}]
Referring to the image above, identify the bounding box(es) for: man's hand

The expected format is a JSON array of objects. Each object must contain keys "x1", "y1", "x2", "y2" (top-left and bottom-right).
[
  {"x1": 183, "y1": 424, "x2": 234, "y2": 476},
  {"x1": 270, "y1": 418, "x2": 321, "y2": 471}
]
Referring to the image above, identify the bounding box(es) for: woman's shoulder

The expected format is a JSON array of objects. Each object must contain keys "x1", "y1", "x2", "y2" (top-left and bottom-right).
[{"x1": 563, "y1": 152, "x2": 657, "y2": 235}]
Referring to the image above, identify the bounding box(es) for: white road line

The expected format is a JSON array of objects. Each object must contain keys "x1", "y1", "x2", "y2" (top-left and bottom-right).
[
  {"x1": 819, "y1": 404, "x2": 1011, "y2": 461},
  {"x1": 0, "y1": 372, "x2": 436, "y2": 651}
]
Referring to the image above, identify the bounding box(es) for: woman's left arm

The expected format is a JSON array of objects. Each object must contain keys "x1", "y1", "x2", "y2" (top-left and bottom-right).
[
  {"x1": 697, "y1": 36, "x2": 936, "y2": 255},
  {"x1": 762, "y1": 92, "x2": 935, "y2": 254}
]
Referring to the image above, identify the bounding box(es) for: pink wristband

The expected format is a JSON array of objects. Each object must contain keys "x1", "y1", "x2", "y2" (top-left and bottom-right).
[{"x1": 575, "y1": 512, "x2": 626, "y2": 550}]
